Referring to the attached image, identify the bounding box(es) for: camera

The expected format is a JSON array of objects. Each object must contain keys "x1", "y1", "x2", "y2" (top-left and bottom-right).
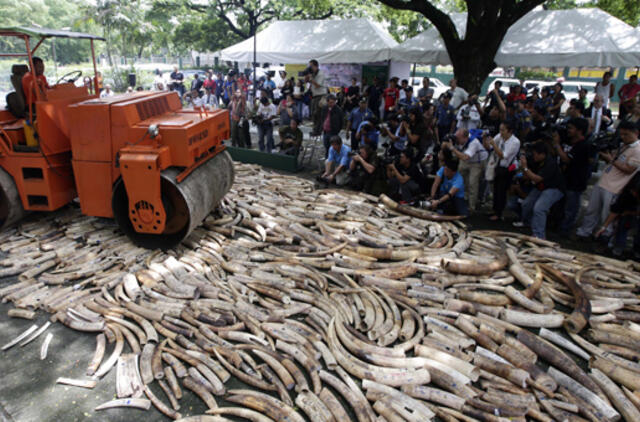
[
  {"x1": 442, "y1": 133, "x2": 456, "y2": 144},
  {"x1": 348, "y1": 151, "x2": 357, "y2": 157},
  {"x1": 593, "y1": 131, "x2": 617, "y2": 153},
  {"x1": 460, "y1": 107, "x2": 471, "y2": 120},
  {"x1": 266, "y1": 70, "x2": 276, "y2": 78},
  {"x1": 399, "y1": 115, "x2": 411, "y2": 123},
  {"x1": 298, "y1": 67, "x2": 313, "y2": 77},
  {"x1": 382, "y1": 156, "x2": 395, "y2": 166}
]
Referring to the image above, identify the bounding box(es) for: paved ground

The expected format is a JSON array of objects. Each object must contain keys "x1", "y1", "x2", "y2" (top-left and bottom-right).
[{"x1": 0, "y1": 126, "x2": 632, "y2": 421}]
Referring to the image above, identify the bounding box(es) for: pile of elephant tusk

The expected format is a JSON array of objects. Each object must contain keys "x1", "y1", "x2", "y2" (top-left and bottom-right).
[{"x1": 2, "y1": 163, "x2": 640, "y2": 422}]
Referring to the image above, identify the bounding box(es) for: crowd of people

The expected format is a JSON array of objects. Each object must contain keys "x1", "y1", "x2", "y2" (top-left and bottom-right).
[
  {"x1": 153, "y1": 61, "x2": 640, "y2": 257},
  {"x1": 308, "y1": 61, "x2": 640, "y2": 258}
]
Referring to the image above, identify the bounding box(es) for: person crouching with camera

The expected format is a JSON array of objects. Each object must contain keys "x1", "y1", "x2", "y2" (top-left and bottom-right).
[
  {"x1": 277, "y1": 118, "x2": 303, "y2": 156},
  {"x1": 516, "y1": 142, "x2": 565, "y2": 239},
  {"x1": 428, "y1": 151, "x2": 468, "y2": 216},
  {"x1": 386, "y1": 147, "x2": 425, "y2": 203},
  {"x1": 318, "y1": 136, "x2": 351, "y2": 186},
  {"x1": 348, "y1": 144, "x2": 380, "y2": 193}
]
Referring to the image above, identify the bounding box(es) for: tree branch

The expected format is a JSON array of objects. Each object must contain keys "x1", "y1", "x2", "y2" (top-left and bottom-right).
[{"x1": 376, "y1": 0, "x2": 460, "y2": 43}]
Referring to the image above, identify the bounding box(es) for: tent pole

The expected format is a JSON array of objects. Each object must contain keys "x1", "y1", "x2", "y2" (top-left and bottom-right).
[
  {"x1": 253, "y1": 28, "x2": 257, "y2": 103},
  {"x1": 411, "y1": 63, "x2": 416, "y2": 79}
]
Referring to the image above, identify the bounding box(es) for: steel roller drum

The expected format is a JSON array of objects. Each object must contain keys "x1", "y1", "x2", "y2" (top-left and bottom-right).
[{"x1": 112, "y1": 150, "x2": 235, "y2": 249}]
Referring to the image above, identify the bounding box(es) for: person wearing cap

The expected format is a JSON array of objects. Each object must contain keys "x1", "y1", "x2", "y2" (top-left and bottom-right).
[
  {"x1": 534, "y1": 86, "x2": 552, "y2": 116},
  {"x1": 399, "y1": 86, "x2": 419, "y2": 110},
  {"x1": 277, "y1": 118, "x2": 303, "y2": 156},
  {"x1": 356, "y1": 119, "x2": 380, "y2": 150},
  {"x1": 348, "y1": 99, "x2": 373, "y2": 151},
  {"x1": 435, "y1": 93, "x2": 456, "y2": 139},
  {"x1": 429, "y1": 151, "x2": 468, "y2": 216}
]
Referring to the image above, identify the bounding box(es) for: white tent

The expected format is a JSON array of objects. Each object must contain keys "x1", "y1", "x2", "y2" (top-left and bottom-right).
[
  {"x1": 392, "y1": 8, "x2": 640, "y2": 67},
  {"x1": 219, "y1": 18, "x2": 398, "y2": 64}
]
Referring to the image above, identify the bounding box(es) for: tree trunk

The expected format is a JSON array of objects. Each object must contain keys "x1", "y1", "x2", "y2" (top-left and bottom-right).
[{"x1": 449, "y1": 49, "x2": 497, "y2": 95}]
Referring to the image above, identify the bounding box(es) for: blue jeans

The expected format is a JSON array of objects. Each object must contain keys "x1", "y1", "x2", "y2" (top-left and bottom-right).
[
  {"x1": 521, "y1": 188, "x2": 564, "y2": 239},
  {"x1": 258, "y1": 123, "x2": 274, "y2": 153},
  {"x1": 560, "y1": 190, "x2": 583, "y2": 234}
]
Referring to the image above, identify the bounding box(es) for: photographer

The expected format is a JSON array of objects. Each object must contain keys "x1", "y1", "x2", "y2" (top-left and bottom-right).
[
  {"x1": 443, "y1": 128, "x2": 488, "y2": 213},
  {"x1": 456, "y1": 95, "x2": 482, "y2": 131},
  {"x1": 518, "y1": 142, "x2": 565, "y2": 239},
  {"x1": 348, "y1": 99, "x2": 374, "y2": 150},
  {"x1": 555, "y1": 118, "x2": 590, "y2": 234},
  {"x1": 277, "y1": 118, "x2": 303, "y2": 156},
  {"x1": 405, "y1": 107, "x2": 429, "y2": 158},
  {"x1": 485, "y1": 121, "x2": 521, "y2": 221},
  {"x1": 320, "y1": 95, "x2": 344, "y2": 157},
  {"x1": 595, "y1": 172, "x2": 640, "y2": 258},
  {"x1": 305, "y1": 59, "x2": 327, "y2": 136},
  {"x1": 386, "y1": 147, "x2": 425, "y2": 202},
  {"x1": 255, "y1": 96, "x2": 277, "y2": 153},
  {"x1": 429, "y1": 153, "x2": 468, "y2": 216},
  {"x1": 381, "y1": 114, "x2": 407, "y2": 156},
  {"x1": 355, "y1": 119, "x2": 380, "y2": 150},
  {"x1": 349, "y1": 144, "x2": 380, "y2": 193},
  {"x1": 319, "y1": 136, "x2": 351, "y2": 185},
  {"x1": 577, "y1": 120, "x2": 640, "y2": 239},
  {"x1": 548, "y1": 82, "x2": 565, "y2": 123}
]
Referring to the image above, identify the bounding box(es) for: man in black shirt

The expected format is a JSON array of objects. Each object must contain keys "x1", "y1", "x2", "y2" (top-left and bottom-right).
[
  {"x1": 518, "y1": 142, "x2": 565, "y2": 239},
  {"x1": 169, "y1": 66, "x2": 185, "y2": 98},
  {"x1": 386, "y1": 148, "x2": 425, "y2": 202},
  {"x1": 595, "y1": 172, "x2": 640, "y2": 258},
  {"x1": 554, "y1": 118, "x2": 590, "y2": 234},
  {"x1": 349, "y1": 144, "x2": 380, "y2": 193},
  {"x1": 367, "y1": 76, "x2": 382, "y2": 120}
]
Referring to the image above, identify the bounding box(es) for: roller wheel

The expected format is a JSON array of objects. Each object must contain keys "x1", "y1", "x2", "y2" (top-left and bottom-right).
[
  {"x1": 112, "y1": 151, "x2": 234, "y2": 249},
  {"x1": 0, "y1": 167, "x2": 26, "y2": 231}
]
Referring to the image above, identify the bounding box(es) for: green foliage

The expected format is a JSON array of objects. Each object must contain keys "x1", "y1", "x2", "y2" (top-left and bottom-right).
[
  {"x1": 516, "y1": 69, "x2": 557, "y2": 81},
  {"x1": 545, "y1": 0, "x2": 639, "y2": 26}
]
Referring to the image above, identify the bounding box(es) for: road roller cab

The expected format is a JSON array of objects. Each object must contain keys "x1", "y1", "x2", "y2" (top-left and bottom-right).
[{"x1": 0, "y1": 27, "x2": 234, "y2": 248}]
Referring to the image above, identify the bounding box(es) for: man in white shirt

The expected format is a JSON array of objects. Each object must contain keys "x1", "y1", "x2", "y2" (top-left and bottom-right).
[
  {"x1": 577, "y1": 120, "x2": 640, "y2": 239},
  {"x1": 256, "y1": 96, "x2": 277, "y2": 153},
  {"x1": 456, "y1": 95, "x2": 482, "y2": 130},
  {"x1": 594, "y1": 71, "x2": 615, "y2": 109},
  {"x1": 100, "y1": 84, "x2": 114, "y2": 98},
  {"x1": 306, "y1": 59, "x2": 327, "y2": 136},
  {"x1": 448, "y1": 78, "x2": 468, "y2": 109},
  {"x1": 444, "y1": 128, "x2": 488, "y2": 213}
]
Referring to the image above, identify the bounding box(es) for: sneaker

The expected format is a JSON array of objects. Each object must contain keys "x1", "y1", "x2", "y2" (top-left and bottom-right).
[{"x1": 512, "y1": 221, "x2": 525, "y2": 228}]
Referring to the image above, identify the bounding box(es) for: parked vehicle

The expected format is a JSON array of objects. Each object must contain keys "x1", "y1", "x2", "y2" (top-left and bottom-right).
[{"x1": 409, "y1": 77, "x2": 449, "y2": 99}]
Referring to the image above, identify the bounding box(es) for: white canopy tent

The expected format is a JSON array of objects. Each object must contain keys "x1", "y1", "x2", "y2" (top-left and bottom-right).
[
  {"x1": 219, "y1": 18, "x2": 398, "y2": 64},
  {"x1": 391, "y1": 8, "x2": 640, "y2": 67}
]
